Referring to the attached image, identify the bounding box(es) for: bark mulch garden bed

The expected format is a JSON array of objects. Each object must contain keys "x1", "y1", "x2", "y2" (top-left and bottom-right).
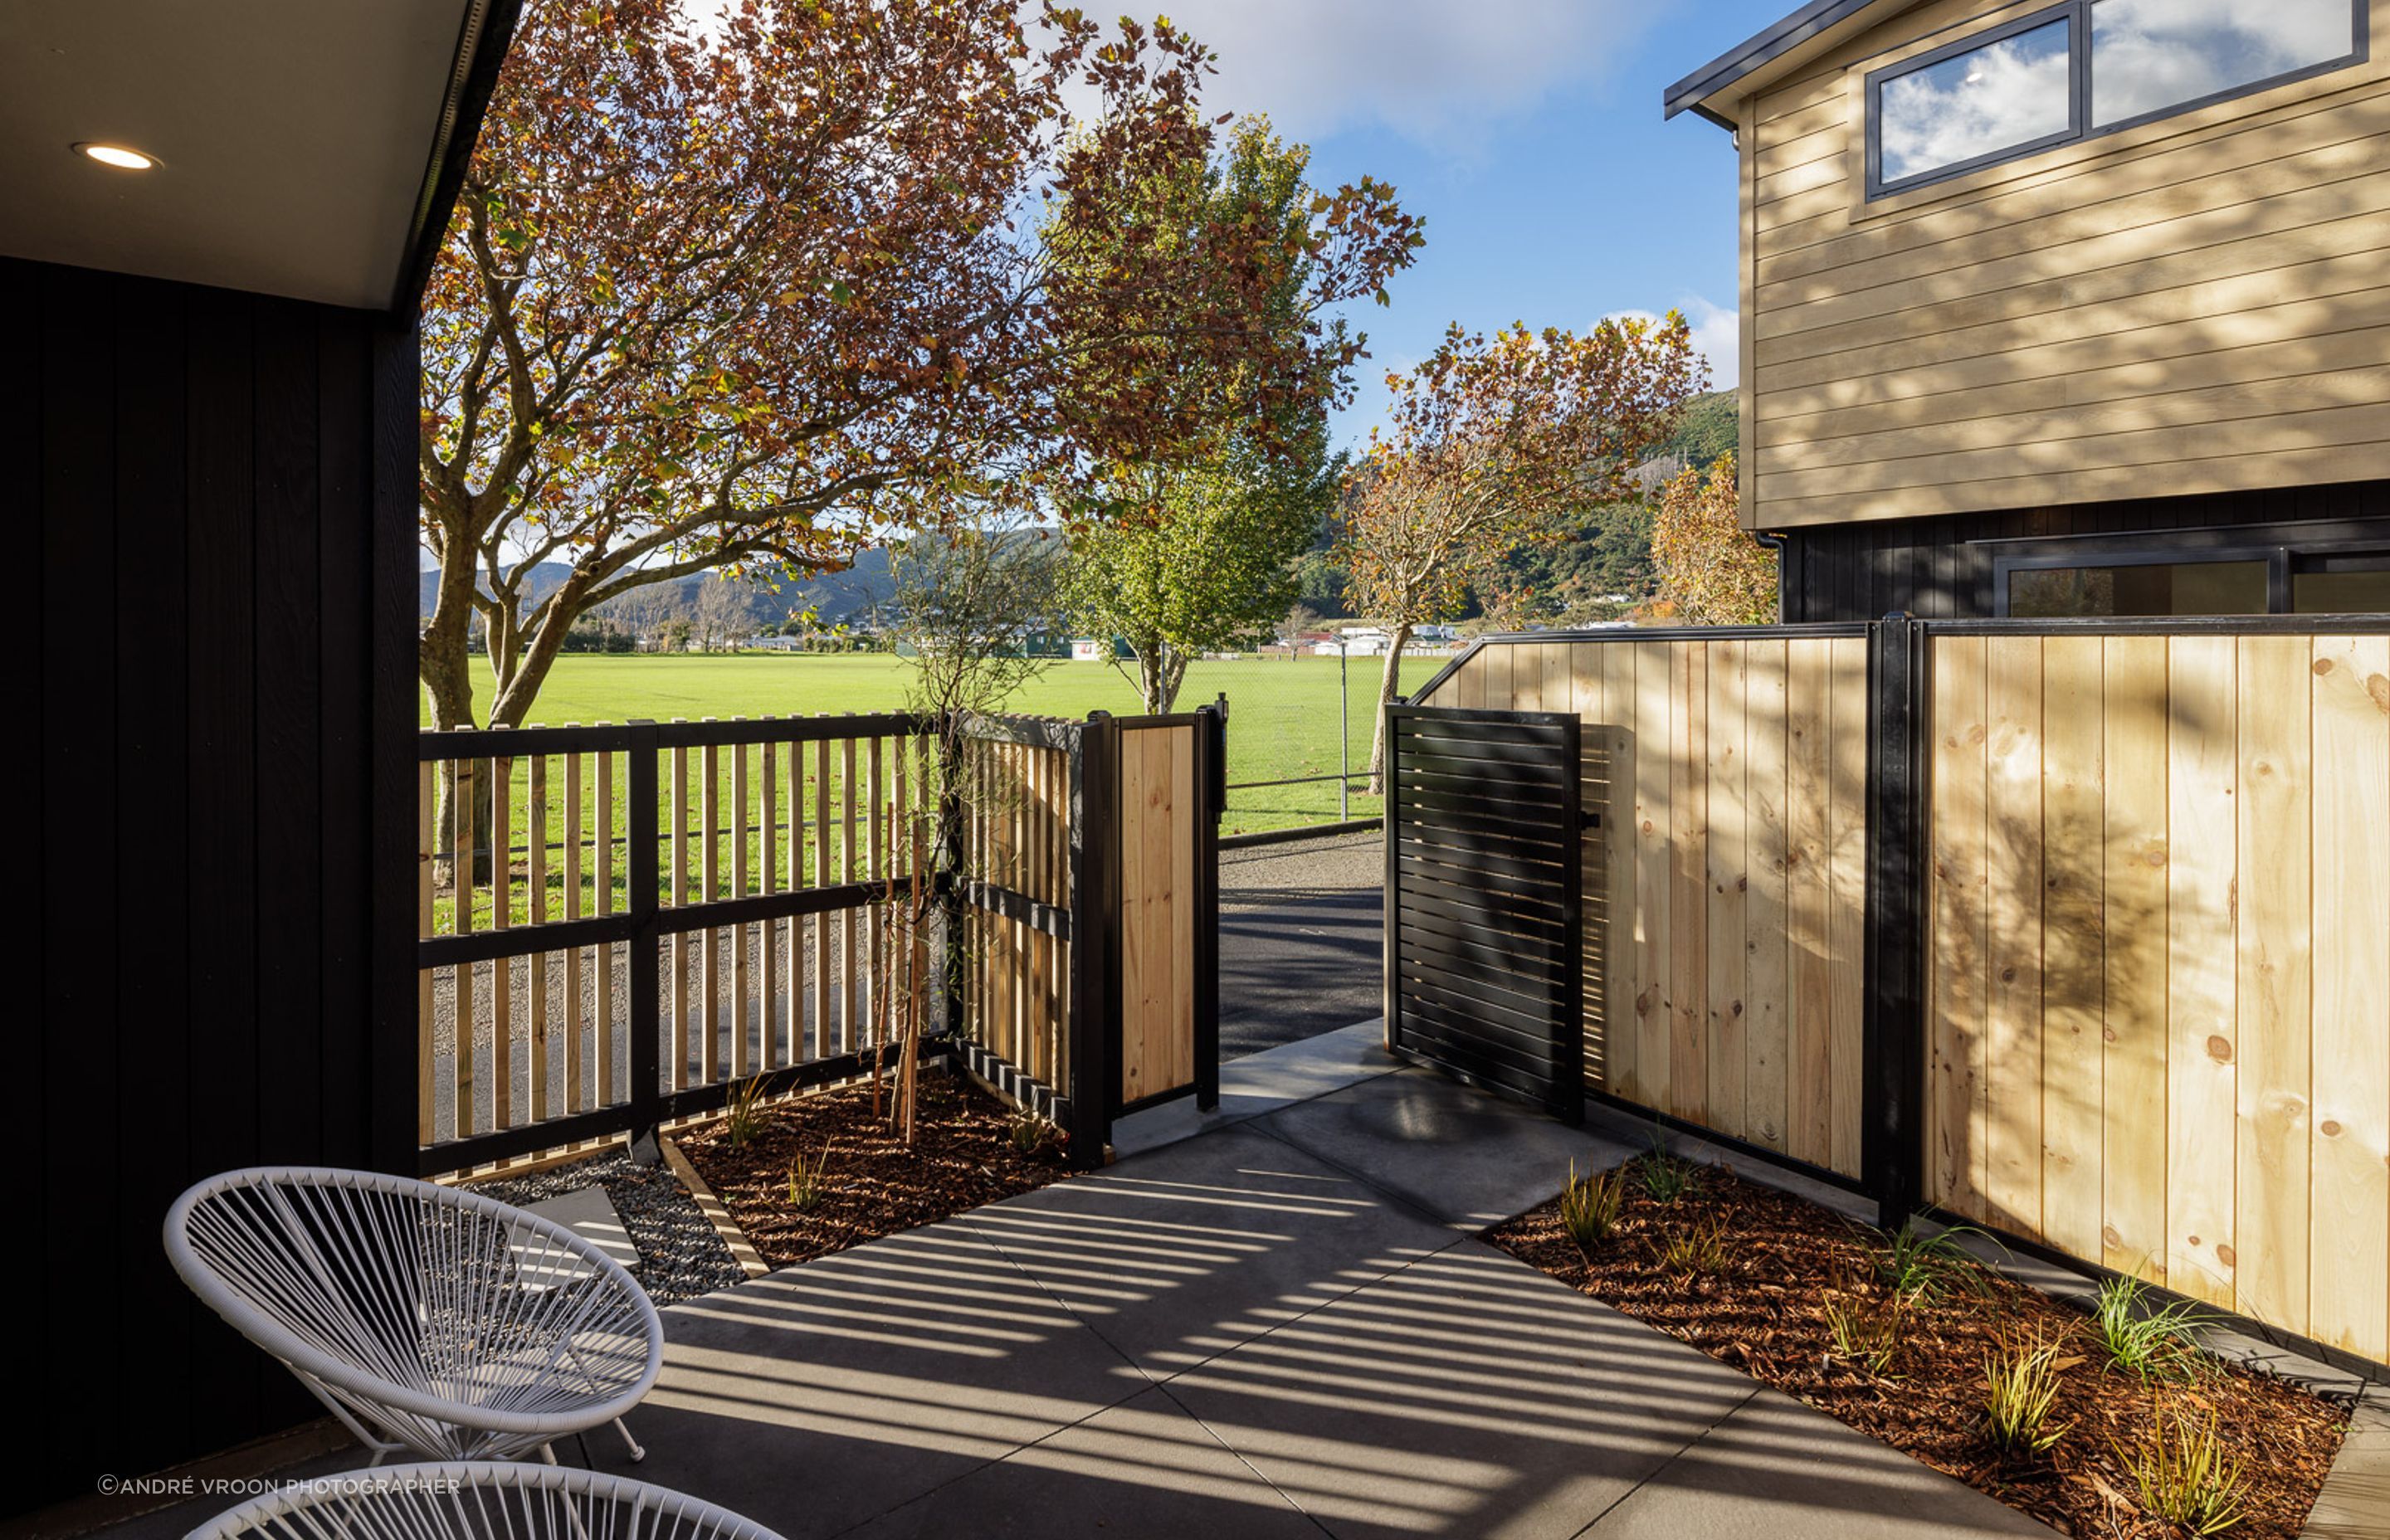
[
  {"x1": 1485, "y1": 1156, "x2": 2349, "y2": 1539},
  {"x1": 675, "y1": 1072, "x2": 1072, "y2": 1269}
]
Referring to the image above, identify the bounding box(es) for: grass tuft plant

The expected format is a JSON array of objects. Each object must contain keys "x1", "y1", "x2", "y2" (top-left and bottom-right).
[
  {"x1": 2091, "y1": 1272, "x2": 2210, "y2": 1382},
  {"x1": 2113, "y1": 1405, "x2": 2248, "y2": 1536},
  {"x1": 1652, "y1": 1213, "x2": 1730, "y2": 1276},
  {"x1": 1007, "y1": 1110, "x2": 1051, "y2": 1156},
  {"x1": 724, "y1": 1075, "x2": 771, "y2": 1148},
  {"x1": 1874, "y1": 1216, "x2": 1996, "y2": 1304},
  {"x1": 1822, "y1": 1294, "x2": 1902, "y2": 1378},
  {"x1": 1634, "y1": 1148, "x2": 1703, "y2": 1204},
  {"x1": 1558, "y1": 1162, "x2": 1629, "y2": 1254},
  {"x1": 785, "y1": 1144, "x2": 831, "y2": 1211},
  {"x1": 1982, "y1": 1328, "x2": 2074, "y2": 1456}
]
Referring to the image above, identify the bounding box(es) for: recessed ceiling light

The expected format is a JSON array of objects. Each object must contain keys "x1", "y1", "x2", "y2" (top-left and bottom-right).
[{"x1": 75, "y1": 143, "x2": 158, "y2": 170}]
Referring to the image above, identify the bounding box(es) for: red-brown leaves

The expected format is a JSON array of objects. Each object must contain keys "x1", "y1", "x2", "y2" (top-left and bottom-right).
[
  {"x1": 1339, "y1": 317, "x2": 1705, "y2": 639},
  {"x1": 419, "y1": 0, "x2": 1413, "y2": 731}
]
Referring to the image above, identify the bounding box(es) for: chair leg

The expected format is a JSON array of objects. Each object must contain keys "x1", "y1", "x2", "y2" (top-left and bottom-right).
[
  {"x1": 539, "y1": 1444, "x2": 559, "y2": 1464},
  {"x1": 613, "y1": 1418, "x2": 646, "y2": 1463}
]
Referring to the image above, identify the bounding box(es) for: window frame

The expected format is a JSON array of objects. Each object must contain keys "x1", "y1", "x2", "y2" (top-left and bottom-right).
[
  {"x1": 1989, "y1": 524, "x2": 2390, "y2": 617},
  {"x1": 1863, "y1": 0, "x2": 2368, "y2": 200}
]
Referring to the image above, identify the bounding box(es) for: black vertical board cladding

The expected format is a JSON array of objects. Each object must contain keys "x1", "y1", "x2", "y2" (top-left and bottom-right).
[
  {"x1": 116, "y1": 275, "x2": 198, "y2": 1468},
  {"x1": 12, "y1": 256, "x2": 394, "y2": 1510},
  {"x1": 319, "y1": 314, "x2": 370, "y2": 1174},
  {"x1": 186, "y1": 281, "x2": 271, "y2": 1444},
  {"x1": 1777, "y1": 480, "x2": 2390, "y2": 621},
  {"x1": 0, "y1": 261, "x2": 37, "y2": 1472},
  {"x1": 256, "y1": 300, "x2": 324, "y2": 1166},
  {"x1": 40, "y1": 261, "x2": 118, "y2": 1478},
  {"x1": 369, "y1": 320, "x2": 423, "y2": 1180}
]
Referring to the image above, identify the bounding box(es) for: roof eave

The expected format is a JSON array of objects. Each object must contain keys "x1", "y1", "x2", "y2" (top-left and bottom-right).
[{"x1": 1661, "y1": 0, "x2": 1897, "y2": 128}]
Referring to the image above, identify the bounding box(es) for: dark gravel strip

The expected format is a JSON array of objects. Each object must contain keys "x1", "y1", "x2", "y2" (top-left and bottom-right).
[{"x1": 471, "y1": 1151, "x2": 746, "y2": 1307}]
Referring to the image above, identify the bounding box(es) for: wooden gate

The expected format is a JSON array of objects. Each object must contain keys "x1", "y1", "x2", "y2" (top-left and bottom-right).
[
  {"x1": 1107, "y1": 712, "x2": 1223, "y2": 1117},
  {"x1": 1384, "y1": 704, "x2": 1585, "y2": 1121}
]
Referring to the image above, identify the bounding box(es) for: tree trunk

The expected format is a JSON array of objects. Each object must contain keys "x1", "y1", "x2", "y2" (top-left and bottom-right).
[
  {"x1": 420, "y1": 641, "x2": 499, "y2": 886},
  {"x1": 1134, "y1": 641, "x2": 1175, "y2": 716},
  {"x1": 1365, "y1": 623, "x2": 1413, "y2": 795}
]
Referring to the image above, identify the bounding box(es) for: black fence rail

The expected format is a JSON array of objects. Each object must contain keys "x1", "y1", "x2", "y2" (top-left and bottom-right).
[{"x1": 416, "y1": 705, "x2": 1223, "y2": 1177}]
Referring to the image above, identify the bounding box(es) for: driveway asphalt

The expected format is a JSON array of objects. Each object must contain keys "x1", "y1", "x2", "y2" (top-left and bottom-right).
[{"x1": 1218, "y1": 831, "x2": 1384, "y2": 1060}]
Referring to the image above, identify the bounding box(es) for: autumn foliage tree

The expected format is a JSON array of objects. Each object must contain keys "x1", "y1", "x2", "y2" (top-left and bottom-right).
[
  {"x1": 1651, "y1": 453, "x2": 1777, "y2": 625},
  {"x1": 1340, "y1": 319, "x2": 1705, "y2": 785},
  {"x1": 418, "y1": 0, "x2": 1420, "y2": 743}
]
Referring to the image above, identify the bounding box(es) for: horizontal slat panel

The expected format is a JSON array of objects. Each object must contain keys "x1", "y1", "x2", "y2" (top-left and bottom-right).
[
  {"x1": 1395, "y1": 884, "x2": 1571, "y2": 944},
  {"x1": 1397, "y1": 846, "x2": 1573, "y2": 897}
]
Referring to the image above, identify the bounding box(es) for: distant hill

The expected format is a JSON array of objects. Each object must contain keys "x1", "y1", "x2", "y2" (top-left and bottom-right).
[
  {"x1": 419, "y1": 547, "x2": 897, "y2": 629},
  {"x1": 1653, "y1": 389, "x2": 1738, "y2": 471}
]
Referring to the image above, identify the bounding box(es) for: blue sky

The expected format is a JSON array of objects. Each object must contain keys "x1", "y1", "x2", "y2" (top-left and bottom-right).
[{"x1": 1149, "y1": 0, "x2": 1797, "y2": 445}]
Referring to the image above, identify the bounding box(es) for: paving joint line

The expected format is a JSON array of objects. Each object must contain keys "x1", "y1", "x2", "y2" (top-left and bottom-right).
[
  {"x1": 1562, "y1": 1384, "x2": 1764, "y2": 1540},
  {"x1": 819, "y1": 1221, "x2": 1152, "y2": 1538},
  {"x1": 1150, "y1": 1377, "x2": 1340, "y2": 1538}
]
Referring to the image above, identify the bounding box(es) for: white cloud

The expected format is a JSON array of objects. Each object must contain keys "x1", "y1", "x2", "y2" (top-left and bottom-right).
[
  {"x1": 1605, "y1": 296, "x2": 1739, "y2": 391},
  {"x1": 1074, "y1": 1, "x2": 1659, "y2": 152}
]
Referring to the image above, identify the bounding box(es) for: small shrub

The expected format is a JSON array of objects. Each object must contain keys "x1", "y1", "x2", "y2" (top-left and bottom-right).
[
  {"x1": 1875, "y1": 1216, "x2": 1995, "y2": 1303},
  {"x1": 1823, "y1": 1294, "x2": 1902, "y2": 1378},
  {"x1": 1007, "y1": 1111, "x2": 1051, "y2": 1156},
  {"x1": 785, "y1": 1145, "x2": 831, "y2": 1211},
  {"x1": 1558, "y1": 1162, "x2": 1628, "y2": 1253},
  {"x1": 1983, "y1": 1328, "x2": 2075, "y2": 1456},
  {"x1": 2114, "y1": 1405, "x2": 2248, "y2": 1536},
  {"x1": 724, "y1": 1075, "x2": 771, "y2": 1148},
  {"x1": 2092, "y1": 1273, "x2": 2209, "y2": 1382},
  {"x1": 1653, "y1": 1213, "x2": 1729, "y2": 1275}
]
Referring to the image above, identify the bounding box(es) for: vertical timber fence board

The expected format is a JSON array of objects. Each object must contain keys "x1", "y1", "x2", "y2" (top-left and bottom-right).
[
  {"x1": 1412, "y1": 627, "x2": 1871, "y2": 1182},
  {"x1": 1917, "y1": 622, "x2": 2390, "y2": 1367}
]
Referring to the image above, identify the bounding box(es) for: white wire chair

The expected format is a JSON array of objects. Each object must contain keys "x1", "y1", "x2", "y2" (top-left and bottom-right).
[
  {"x1": 165, "y1": 1167, "x2": 664, "y2": 1464},
  {"x1": 186, "y1": 1462, "x2": 783, "y2": 1540}
]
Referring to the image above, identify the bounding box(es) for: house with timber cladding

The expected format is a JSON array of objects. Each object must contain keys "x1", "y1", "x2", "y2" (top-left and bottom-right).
[{"x1": 1666, "y1": 0, "x2": 2390, "y2": 622}]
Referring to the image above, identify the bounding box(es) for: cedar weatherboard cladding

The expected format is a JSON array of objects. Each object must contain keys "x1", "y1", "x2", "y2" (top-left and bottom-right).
[
  {"x1": 7, "y1": 255, "x2": 416, "y2": 1511},
  {"x1": 1734, "y1": 0, "x2": 2390, "y2": 530}
]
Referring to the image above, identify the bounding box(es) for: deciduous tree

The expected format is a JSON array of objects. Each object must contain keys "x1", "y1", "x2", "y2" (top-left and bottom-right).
[
  {"x1": 1341, "y1": 319, "x2": 1704, "y2": 785},
  {"x1": 419, "y1": 0, "x2": 1419, "y2": 741},
  {"x1": 1051, "y1": 119, "x2": 1412, "y2": 714},
  {"x1": 1651, "y1": 453, "x2": 1777, "y2": 625}
]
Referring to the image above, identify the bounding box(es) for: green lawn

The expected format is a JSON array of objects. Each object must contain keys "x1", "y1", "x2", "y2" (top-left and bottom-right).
[{"x1": 422, "y1": 651, "x2": 1443, "y2": 841}]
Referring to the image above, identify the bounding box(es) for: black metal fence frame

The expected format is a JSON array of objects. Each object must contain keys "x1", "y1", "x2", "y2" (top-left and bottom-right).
[{"x1": 416, "y1": 704, "x2": 1223, "y2": 1177}]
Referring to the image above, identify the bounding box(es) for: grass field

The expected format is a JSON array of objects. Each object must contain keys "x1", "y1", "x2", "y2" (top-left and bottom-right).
[{"x1": 422, "y1": 651, "x2": 1444, "y2": 836}]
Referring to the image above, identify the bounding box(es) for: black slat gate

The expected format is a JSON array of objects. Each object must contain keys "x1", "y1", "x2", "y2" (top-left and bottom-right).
[{"x1": 1384, "y1": 704, "x2": 1584, "y2": 1122}]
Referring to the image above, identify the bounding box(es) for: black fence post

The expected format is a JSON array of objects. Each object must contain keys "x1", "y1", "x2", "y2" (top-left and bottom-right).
[
  {"x1": 939, "y1": 717, "x2": 968, "y2": 1047},
  {"x1": 626, "y1": 719, "x2": 663, "y2": 1163},
  {"x1": 1065, "y1": 713, "x2": 1119, "y2": 1168},
  {"x1": 1194, "y1": 704, "x2": 1224, "y2": 1112},
  {"x1": 1861, "y1": 617, "x2": 1929, "y2": 1227}
]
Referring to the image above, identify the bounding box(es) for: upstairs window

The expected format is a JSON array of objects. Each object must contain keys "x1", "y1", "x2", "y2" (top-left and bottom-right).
[
  {"x1": 1877, "y1": 16, "x2": 2076, "y2": 187},
  {"x1": 1867, "y1": 0, "x2": 2365, "y2": 197}
]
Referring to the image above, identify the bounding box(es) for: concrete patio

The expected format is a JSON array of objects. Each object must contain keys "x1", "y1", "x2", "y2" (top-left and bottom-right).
[
  {"x1": 81, "y1": 1025, "x2": 2055, "y2": 1540},
  {"x1": 583, "y1": 1031, "x2": 2051, "y2": 1539}
]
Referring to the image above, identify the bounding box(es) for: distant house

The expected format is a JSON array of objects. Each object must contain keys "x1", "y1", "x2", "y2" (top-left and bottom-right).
[
  {"x1": 1666, "y1": 0, "x2": 2390, "y2": 621},
  {"x1": 1319, "y1": 624, "x2": 1460, "y2": 657}
]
